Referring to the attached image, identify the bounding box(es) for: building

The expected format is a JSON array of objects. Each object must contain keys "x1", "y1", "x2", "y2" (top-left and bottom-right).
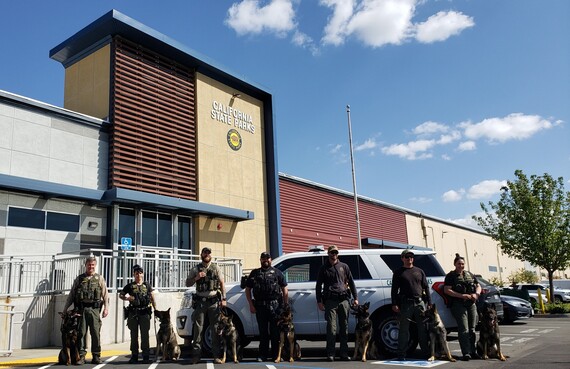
[{"x1": 1, "y1": 10, "x2": 279, "y2": 272}]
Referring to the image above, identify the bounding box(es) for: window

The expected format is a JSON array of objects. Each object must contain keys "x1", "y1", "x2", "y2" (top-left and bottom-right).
[
  {"x1": 340, "y1": 255, "x2": 372, "y2": 280},
  {"x1": 119, "y1": 208, "x2": 136, "y2": 241},
  {"x1": 275, "y1": 256, "x2": 324, "y2": 283},
  {"x1": 178, "y1": 217, "x2": 192, "y2": 250},
  {"x1": 142, "y1": 212, "x2": 172, "y2": 247},
  {"x1": 488, "y1": 265, "x2": 498, "y2": 272},
  {"x1": 47, "y1": 212, "x2": 80, "y2": 232},
  {"x1": 8, "y1": 208, "x2": 45, "y2": 229},
  {"x1": 8, "y1": 207, "x2": 80, "y2": 232}
]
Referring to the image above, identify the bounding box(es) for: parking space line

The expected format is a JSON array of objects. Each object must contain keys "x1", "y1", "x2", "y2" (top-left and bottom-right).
[{"x1": 93, "y1": 355, "x2": 118, "y2": 368}]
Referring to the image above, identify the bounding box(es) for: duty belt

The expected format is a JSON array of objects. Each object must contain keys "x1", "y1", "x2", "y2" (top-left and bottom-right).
[
  {"x1": 82, "y1": 302, "x2": 101, "y2": 308},
  {"x1": 402, "y1": 296, "x2": 422, "y2": 303},
  {"x1": 198, "y1": 295, "x2": 219, "y2": 302}
]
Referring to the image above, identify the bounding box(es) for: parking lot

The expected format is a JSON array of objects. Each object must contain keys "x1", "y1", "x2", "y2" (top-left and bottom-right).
[{"x1": 12, "y1": 316, "x2": 566, "y2": 369}]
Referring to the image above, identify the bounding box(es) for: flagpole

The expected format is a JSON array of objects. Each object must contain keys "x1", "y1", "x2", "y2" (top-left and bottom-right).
[{"x1": 346, "y1": 105, "x2": 362, "y2": 249}]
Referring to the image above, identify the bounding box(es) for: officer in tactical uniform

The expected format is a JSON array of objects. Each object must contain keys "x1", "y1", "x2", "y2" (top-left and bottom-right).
[
  {"x1": 444, "y1": 253, "x2": 482, "y2": 361},
  {"x1": 185, "y1": 247, "x2": 227, "y2": 364},
  {"x1": 391, "y1": 249, "x2": 430, "y2": 361},
  {"x1": 120, "y1": 264, "x2": 156, "y2": 364},
  {"x1": 64, "y1": 256, "x2": 109, "y2": 365},
  {"x1": 245, "y1": 252, "x2": 288, "y2": 362},
  {"x1": 316, "y1": 245, "x2": 358, "y2": 362}
]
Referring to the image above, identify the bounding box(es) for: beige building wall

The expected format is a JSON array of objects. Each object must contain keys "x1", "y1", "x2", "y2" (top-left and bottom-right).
[
  {"x1": 63, "y1": 45, "x2": 110, "y2": 119},
  {"x1": 406, "y1": 215, "x2": 526, "y2": 283},
  {"x1": 195, "y1": 73, "x2": 269, "y2": 271}
]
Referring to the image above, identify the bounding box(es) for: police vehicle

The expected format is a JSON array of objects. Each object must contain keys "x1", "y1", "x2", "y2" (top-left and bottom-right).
[{"x1": 176, "y1": 247, "x2": 459, "y2": 357}]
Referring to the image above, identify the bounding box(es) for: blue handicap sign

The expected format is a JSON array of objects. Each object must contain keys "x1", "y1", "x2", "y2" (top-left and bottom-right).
[{"x1": 120, "y1": 237, "x2": 133, "y2": 250}]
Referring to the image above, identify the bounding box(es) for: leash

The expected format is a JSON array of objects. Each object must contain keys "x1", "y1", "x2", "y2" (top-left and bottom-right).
[{"x1": 153, "y1": 312, "x2": 158, "y2": 362}]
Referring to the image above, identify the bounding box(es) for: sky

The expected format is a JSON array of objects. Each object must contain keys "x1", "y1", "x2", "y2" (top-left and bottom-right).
[{"x1": 1, "y1": 0, "x2": 568, "y2": 230}]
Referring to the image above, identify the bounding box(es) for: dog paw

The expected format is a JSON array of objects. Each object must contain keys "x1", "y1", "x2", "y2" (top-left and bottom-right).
[
  {"x1": 499, "y1": 355, "x2": 507, "y2": 361},
  {"x1": 449, "y1": 357, "x2": 456, "y2": 362},
  {"x1": 428, "y1": 356, "x2": 435, "y2": 362},
  {"x1": 482, "y1": 355, "x2": 489, "y2": 360},
  {"x1": 274, "y1": 358, "x2": 281, "y2": 363}
]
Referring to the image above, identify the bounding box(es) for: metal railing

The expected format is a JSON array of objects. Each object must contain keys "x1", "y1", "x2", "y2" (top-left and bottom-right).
[
  {"x1": 0, "y1": 249, "x2": 243, "y2": 297},
  {"x1": 0, "y1": 304, "x2": 25, "y2": 356}
]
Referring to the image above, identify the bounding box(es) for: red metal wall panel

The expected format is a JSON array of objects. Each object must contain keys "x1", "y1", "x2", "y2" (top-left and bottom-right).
[{"x1": 279, "y1": 176, "x2": 408, "y2": 253}]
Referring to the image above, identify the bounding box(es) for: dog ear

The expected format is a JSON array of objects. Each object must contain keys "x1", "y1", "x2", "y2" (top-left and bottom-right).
[{"x1": 364, "y1": 301, "x2": 370, "y2": 309}]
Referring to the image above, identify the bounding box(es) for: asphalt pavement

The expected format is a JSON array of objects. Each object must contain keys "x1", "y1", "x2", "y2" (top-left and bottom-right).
[{"x1": 1, "y1": 315, "x2": 569, "y2": 368}]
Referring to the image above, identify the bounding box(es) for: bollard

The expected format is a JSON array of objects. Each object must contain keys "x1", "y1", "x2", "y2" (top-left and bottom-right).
[{"x1": 537, "y1": 289, "x2": 545, "y2": 314}]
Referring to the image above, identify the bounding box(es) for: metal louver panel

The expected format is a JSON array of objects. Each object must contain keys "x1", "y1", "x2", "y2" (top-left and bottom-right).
[
  {"x1": 279, "y1": 177, "x2": 408, "y2": 253},
  {"x1": 110, "y1": 37, "x2": 197, "y2": 200}
]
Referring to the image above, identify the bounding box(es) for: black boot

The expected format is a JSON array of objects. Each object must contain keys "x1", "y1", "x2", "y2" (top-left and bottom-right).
[
  {"x1": 91, "y1": 354, "x2": 101, "y2": 364},
  {"x1": 128, "y1": 354, "x2": 139, "y2": 364},
  {"x1": 142, "y1": 355, "x2": 150, "y2": 364}
]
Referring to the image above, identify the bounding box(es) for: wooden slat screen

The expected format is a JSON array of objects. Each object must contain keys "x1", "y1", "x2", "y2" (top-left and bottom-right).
[{"x1": 110, "y1": 37, "x2": 197, "y2": 200}]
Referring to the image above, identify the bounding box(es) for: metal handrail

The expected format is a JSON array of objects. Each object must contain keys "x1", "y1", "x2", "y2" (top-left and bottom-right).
[
  {"x1": 0, "y1": 304, "x2": 25, "y2": 356},
  {"x1": 0, "y1": 249, "x2": 243, "y2": 297}
]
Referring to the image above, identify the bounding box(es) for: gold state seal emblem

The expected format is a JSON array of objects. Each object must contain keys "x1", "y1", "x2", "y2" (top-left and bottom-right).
[{"x1": 227, "y1": 129, "x2": 242, "y2": 151}]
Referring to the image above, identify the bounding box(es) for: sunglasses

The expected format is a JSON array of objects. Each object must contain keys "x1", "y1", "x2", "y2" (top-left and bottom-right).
[
  {"x1": 403, "y1": 254, "x2": 414, "y2": 259},
  {"x1": 329, "y1": 251, "x2": 339, "y2": 255}
]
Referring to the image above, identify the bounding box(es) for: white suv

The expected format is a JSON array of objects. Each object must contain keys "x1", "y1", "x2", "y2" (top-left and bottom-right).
[{"x1": 176, "y1": 247, "x2": 457, "y2": 356}]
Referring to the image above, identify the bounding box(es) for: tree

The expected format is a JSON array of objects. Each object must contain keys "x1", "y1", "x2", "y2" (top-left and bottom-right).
[{"x1": 473, "y1": 170, "x2": 570, "y2": 302}]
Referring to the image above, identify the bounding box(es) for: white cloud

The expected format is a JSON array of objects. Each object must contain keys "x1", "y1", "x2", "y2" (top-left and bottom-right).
[
  {"x1": 345, "y1": 0, "x2": 416, "y2": 47},
  {"x1": 320, "y1": 0, "x2": 356, "y2": 46},
  {"x1": 409, "y1": 196, "x2": 432, "y2": 204},
  {"x1": 413, "y1": 121, "x2": 449, "y2": 135},
  {"x1": 381, "y1": 139, "x2": 435, "y2": 160},
  {"x1": 355, "y1": 137, "x2": 377, "y2": 151},
  {"x1": 437, "y1": 131, "x2": 461, "y2": 145},
  {"x1": 226, "y1": 1, "x2": 475, "y2": 51},
  {"x1": 415, "y1": 11, "x2": 475, "y2": 43},
  {"x1": 457, "y1": 140, "x2": 476, "y2": 151},
  {"x1": 461, "y1": 113, "x2": 555, "y2": 143},
  {"x1": 329, "y1": 143, "x2": 343, "y2": 154},
  {"x1": 442, "y1": 189, "x2": 465, "y2": 202},
  {"x1": 466, "y1": 180, "x2": 507, "y2": 199},
  {"x1": 226, "y1": 0, "x2": 296, "y2": 36},
  {"x1": 448, "y1": 214, "x2": 484, "y2": 231}
]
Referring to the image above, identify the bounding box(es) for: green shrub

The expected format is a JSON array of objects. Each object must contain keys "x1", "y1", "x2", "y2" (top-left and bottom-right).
[{"x1": 545, "y1": 303, "x2": 570, "y2": 314}]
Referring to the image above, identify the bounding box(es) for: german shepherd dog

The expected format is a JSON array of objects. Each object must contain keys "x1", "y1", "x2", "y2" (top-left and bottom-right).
[
  {"x1": 57, "y1": 310, "x2": 81, "y2": 366},
  {"x1": 477, "y1": 304, "x2": 507, "y2": 361},
  {"x1": 216, "y1": 308, "x2": 240, "y2": 363},
  {"x1": 274, "y1": 304, "x2": 301, "y2": 363},
  {"x1": 154, "y1": 308, "x2": 181, "y2": 361},
  {"x1": 423, "y1": 305, "x2": 456, "y2": 362},
  {"x1": 350, "y1": 302, "x2": 373, "y2": 362}
]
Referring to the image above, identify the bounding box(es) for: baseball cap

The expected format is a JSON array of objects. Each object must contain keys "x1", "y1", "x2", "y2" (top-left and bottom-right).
[
  {"x1": 401, "y1": 249, "x2": 415, "y2": 257},
  {"x1": 260, "y1": 252, "x2": 271, "y2": 259},
  {"x1": 201, "y1": 247, "x2": 212, "y2": 254},
  {"x1": 132, "y1": 264, "x2": 144, "y2": 273},
  {"x1": 328, "y1": 245, "x2": 339, "y2": 253}
]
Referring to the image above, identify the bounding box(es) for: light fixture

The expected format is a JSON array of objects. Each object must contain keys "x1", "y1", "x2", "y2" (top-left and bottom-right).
[
  {"x1": 232, "y1": 93, "x2": 241, "y2": 98},
  {"x1": 88, "y1": 221, "x2": 99, "y2": 229}
]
